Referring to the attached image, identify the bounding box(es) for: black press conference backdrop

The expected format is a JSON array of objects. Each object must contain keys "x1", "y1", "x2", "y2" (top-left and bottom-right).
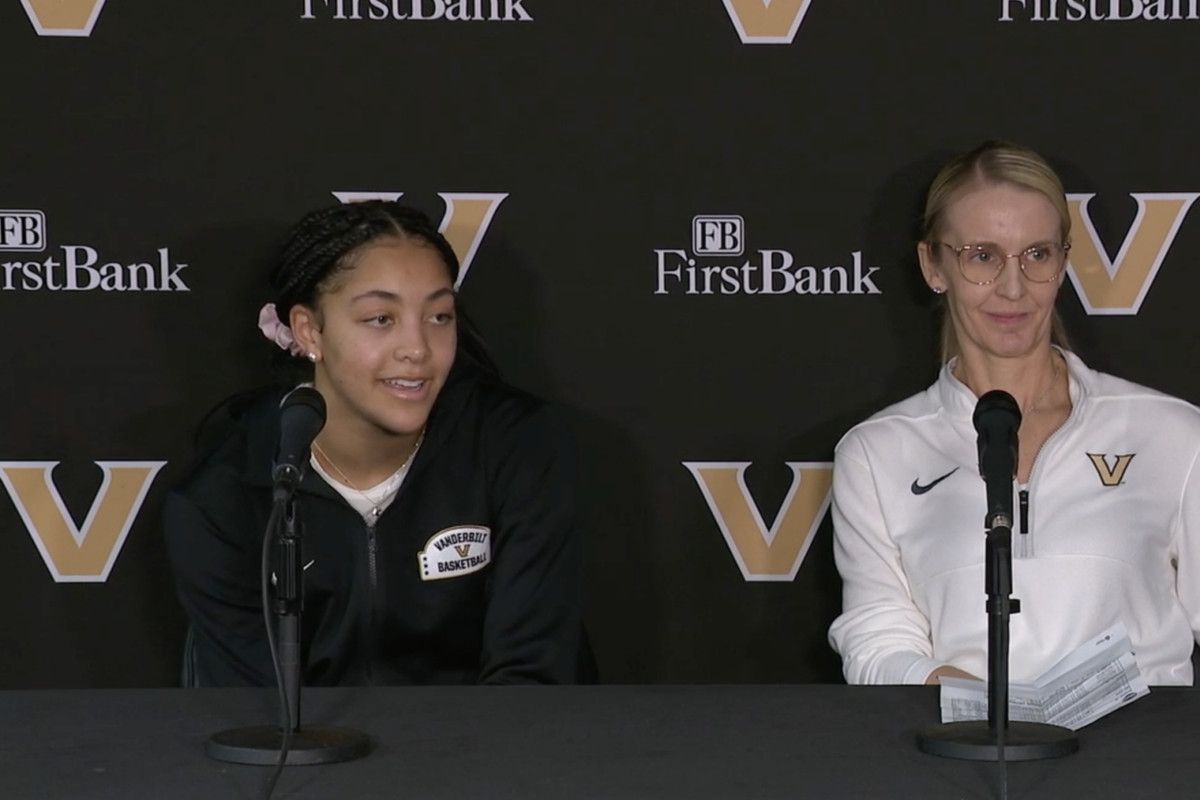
[{"x1": 2, "y1": 1, "x2": 1199, "y2": 687}]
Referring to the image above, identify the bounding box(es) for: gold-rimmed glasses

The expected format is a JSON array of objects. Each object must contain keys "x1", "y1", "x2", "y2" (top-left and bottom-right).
[{"x1": 931, "y1": 241, "x2": 1070, "y2": 285}]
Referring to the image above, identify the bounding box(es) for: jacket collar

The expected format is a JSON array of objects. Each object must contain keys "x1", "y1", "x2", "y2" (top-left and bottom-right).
[
  {"x1": 238, "y1": 360, "x2": 482, "y2": 494},
  {"x1": 936, "y1": 346, "x2": 1090, "y2": 422}
]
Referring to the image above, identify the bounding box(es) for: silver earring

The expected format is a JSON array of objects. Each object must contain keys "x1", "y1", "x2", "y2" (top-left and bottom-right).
[
  {"x1": 932, "y1": 286, "x2": 945, "y2": 295},
  {"x1": 307, "y1": 352, "x2": 318, "y2": 363}
]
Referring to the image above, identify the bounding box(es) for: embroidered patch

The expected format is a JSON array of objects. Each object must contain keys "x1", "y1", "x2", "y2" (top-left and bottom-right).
[
  {"x1": 418, "y1": 525, "x2": 491, "y2": 581},
  {"x1": 1087, "y1": 453, "x2": 1135, "y2": 487}
]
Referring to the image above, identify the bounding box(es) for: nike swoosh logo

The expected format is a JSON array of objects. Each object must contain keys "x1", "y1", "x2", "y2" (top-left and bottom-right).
[{"x1": 911, "y1": 468, "x2": 959, "y2": 495}]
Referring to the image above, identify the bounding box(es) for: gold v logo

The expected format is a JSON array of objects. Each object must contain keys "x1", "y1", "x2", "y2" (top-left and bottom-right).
[
  {"x1": 685, "y1": 461, "x2": 832, "y2": 581},
  {"x1": 331, "y1": 191, "x2": 507, "y2": 288},
  {"x1": 21, "y1": 0, "x2": 108, "y2": 37},
  {"x1": 454, "y1": 544, "x2": 471, "y2": 558},
  {"x1": 1066, "y1": 193, "x2": 1199, "y2": 315},
  {"x1": 722, "y1": 0, "x2": 813, "y2": 44},
  {"x1": 0, "y1": 461, "x2": 165, "y2": 582},
  {"x1": 1086, "y1": 453, "x2": 1134, "y2": 487}
]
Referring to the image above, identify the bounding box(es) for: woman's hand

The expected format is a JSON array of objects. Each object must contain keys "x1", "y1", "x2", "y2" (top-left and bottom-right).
[{"x1": 925, "y1": 665, "x2": 980, "y2": 685}]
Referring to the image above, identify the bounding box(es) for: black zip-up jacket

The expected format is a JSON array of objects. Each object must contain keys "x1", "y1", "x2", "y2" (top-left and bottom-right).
[{"x1": 163, "y1": 364, "x2": 582, "y2": 685}]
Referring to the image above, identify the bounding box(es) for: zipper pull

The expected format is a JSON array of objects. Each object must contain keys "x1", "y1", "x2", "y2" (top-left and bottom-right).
[{"x1": 1016, "y1": 488, "x2": 1031, "y2": 559}]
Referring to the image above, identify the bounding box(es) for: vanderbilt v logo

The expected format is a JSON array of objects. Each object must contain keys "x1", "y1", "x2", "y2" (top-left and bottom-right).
[
  {"x1": 21, "y1": 0, "x2": 108, "y2": 36},
  {"x1": 685, "y1": 461, "x2": 832, "y2": 581},
  {"x1": 1087, "y1": 453, "x2": 1134, "y2": 487},
  {"x1": 1066, "y1": 193, "x2": 1199, "y2": 315},
  {"x1": 0, "y1": 461, "x2": 165, "y2": 582},
  {"x1": 722, "y1": 0, "x2": 813, "y2": 44},
  {"x1": 331, "y1": 191, "x2": 507, "y2": 288}
]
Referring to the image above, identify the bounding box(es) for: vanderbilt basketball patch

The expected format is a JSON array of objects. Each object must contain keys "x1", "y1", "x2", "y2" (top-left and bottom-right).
[{"x1": 418, "y1": 526, "x2": 491, "y2": 581}]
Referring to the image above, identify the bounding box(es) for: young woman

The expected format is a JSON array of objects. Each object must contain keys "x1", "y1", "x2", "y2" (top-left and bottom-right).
[
  {"x1": 828, "y1": 142, "x2": 1200, "y2": 686},
  {"x1": 165, "y1": 201, "x2": 584, "y2": 685}
]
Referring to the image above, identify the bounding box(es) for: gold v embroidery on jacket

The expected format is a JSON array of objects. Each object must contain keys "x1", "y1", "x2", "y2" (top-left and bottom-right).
[{"x1": 1087, "y1": 453, "x2": 1135, "y2": 487}]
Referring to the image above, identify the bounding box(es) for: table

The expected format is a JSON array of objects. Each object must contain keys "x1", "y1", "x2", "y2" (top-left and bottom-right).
[{"x1": 2, "y1": 685, "x2": 1197, "y2": 799}]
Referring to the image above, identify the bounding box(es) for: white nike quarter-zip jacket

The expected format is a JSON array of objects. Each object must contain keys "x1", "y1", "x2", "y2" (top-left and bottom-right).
[{"x1": 828, "y1": 349, "x2": 1200, "y2": 686}]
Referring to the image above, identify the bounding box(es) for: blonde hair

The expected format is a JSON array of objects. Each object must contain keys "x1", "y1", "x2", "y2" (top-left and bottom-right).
[{"x1": 922, "y1": 141, "x2": 1072, "y2": 362}]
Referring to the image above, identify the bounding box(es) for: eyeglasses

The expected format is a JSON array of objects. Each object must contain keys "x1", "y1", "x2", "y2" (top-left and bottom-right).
[{"x1": 931, "y1": 241, "x2": 1071, "y2": 285}]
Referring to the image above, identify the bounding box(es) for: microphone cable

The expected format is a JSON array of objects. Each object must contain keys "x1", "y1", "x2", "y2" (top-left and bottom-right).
[{"x1": 259, "y1": 500, "x2": 291, "y2": 800}]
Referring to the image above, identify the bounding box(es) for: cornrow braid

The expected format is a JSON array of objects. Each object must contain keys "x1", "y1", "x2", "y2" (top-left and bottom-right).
[
  {"x1": 267, "y1": 199, "x2": 497, "y2": 377},
  {"x1": 270, "y1": 200, "x2": 460, "y2": 323}
]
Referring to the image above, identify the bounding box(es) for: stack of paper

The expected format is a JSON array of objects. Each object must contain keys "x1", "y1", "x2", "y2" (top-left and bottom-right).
[{"x1": 938, "y1": 623, "x2": 1150, "y2": 730}]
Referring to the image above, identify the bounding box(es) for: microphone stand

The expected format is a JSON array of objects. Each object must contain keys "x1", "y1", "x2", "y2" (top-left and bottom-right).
[
  {"x1": 206, "y1": 489, "x2": 371, "y2": 766},
  {"x1": 916, "y1": 506, "x2": 1078, "y2": 763}
]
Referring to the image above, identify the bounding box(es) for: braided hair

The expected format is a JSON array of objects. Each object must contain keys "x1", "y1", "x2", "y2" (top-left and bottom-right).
[{"x1": 269, "y1": 200, "x2": 497, "y2": 376}]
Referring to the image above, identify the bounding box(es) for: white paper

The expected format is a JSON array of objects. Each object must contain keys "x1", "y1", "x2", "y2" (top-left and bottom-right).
[{"x1": 938, "y1": 622, "x2": 1150, "y2": 730}]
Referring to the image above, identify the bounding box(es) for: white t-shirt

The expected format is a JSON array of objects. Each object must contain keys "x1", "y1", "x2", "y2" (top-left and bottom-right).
[{"x1": 309, "y1": 453, "x2": 414, "y2": 526}]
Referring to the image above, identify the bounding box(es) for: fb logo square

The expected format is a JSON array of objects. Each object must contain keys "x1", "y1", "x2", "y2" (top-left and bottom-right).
[
  {"x1": 0, "y1": 210, "x2": 46, "y2": 251},
  {"x1": 692, "y1": 215, "x2": 744, "y2": 257}
]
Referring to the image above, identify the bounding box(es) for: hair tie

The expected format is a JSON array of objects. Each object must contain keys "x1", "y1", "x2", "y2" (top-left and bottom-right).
[{"x1": 257, "y1": 303, "x2": 306, "y2": 356}]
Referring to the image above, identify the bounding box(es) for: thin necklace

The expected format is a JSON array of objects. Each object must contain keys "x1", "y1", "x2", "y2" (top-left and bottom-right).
[
  {"x1": 1023, "y1": 355, "x2": 1062, "y2": 417},
  {"x1": 955, "y1": 355, "x2": 1062, "y2": 417},
  {"x1": 311, "y1": 430, "x2": 425, "y2": 522}
]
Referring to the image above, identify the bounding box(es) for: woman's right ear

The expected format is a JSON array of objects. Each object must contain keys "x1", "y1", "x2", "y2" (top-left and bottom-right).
[
  {"x1": 289, "y1": 304, "x2": 322, "y2": 362},
  {"x1": 917, "y1": 241, "x2": 946, "y2": 294}
]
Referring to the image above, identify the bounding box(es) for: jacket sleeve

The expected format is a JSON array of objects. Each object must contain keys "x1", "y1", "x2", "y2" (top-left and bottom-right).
[
  {"x1": 163, "y1": 489, "x2": 274, "y2": 687},
  {"x1": 827, "y1": 433, "x2": 943, "y2": 684},
  {"x1": 1173, "y1": 443, "x2": 1200, "y2": 651},
  {"x1": 478, "y1": 404, "x2": 584, "y2": 684}
]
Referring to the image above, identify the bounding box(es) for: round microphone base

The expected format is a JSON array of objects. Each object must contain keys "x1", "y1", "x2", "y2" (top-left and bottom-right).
[
  {"x1": 206, "y1": 725, "x2": 371, "y2": 765},
  {"x1": 917, "y1": 720, "x2": 1077, "y2": 761}
]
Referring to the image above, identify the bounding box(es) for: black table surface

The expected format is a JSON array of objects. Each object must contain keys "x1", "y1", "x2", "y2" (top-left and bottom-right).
[{"x1": 1, "y1": 684, "x2": 1197, "y2": 799}]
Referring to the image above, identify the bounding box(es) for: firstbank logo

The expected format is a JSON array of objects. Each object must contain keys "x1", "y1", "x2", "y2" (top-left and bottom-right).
[
  {"x1": 723, "y1": 0, "x2": 813, "y2": 44},
  {"x1": 1066, "y1": 192, "x2": 1198, "y2": 315},
  {"x1": 0, "y1": 461, "x2": 165, "y2": 582},
  {"x1": 301, "y1": 0, "x2": 532, "y2": 22},
  {"x1": 655, "y1": 214, "x2": 882, "y2": 296},
  {"x1": 1000, "y1": 0, "x2": 1200, "y2": 22},
  {"x1": 685, "y1": 462, "x2": 832, "y2": 581},
  {"x1": 694, "y1": 215, "x2": 745, "y2": 256},
  {"x1": 0, "y1": 210, "x2": 45, "y2": 250},
  {"x1": 332, "y1": 191, "x2": 506, "y2": 288},
  {"x1": 0, "y1": 208, "x2": 191, "y2": 292},
  {"x1": 21, "y1": 0, "x2": 107, "y2": 36}
]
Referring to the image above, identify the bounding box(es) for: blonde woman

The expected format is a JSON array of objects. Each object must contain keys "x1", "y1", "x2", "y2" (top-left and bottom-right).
[{"x1": 829, "y1": 142, "x2": 1200, "y2": 686}]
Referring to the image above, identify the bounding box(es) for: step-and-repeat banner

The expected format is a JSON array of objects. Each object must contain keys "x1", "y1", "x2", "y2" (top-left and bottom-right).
[{"x1": 3, "y1": 1, "x2": 1198, "y2": 686}]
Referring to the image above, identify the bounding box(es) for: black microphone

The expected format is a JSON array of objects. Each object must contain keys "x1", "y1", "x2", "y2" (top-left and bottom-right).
[
  {"x1": 272, "y1": 387, "x2": 326, "y2": 498},
  {"x1": 973, "y1": 390, "x2": 1021, "y2": 530}
]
